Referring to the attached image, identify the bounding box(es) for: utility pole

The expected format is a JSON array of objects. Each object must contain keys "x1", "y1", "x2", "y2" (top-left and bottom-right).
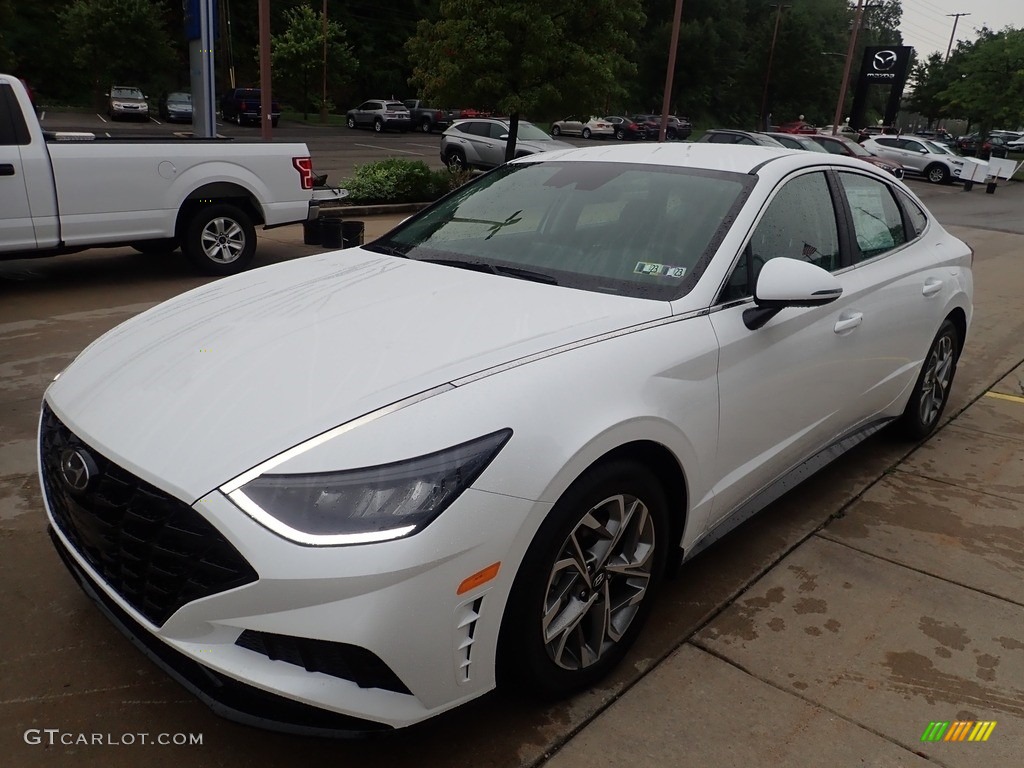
[
  {"x1": 258, "y1": 0, "x2": 272, "y2": 140},
  {"x1": 321, "y1": 0, "x2": 328, "y2": 123},
  {"x1": 657, "y1": 0, "x2": 684, "y2": 143},
  {"x1": 831, "y1": 0, "x2": 865, "y2": 135},
  {"x1": 945, "y1": 13, "x2": 970, "y2": 61},
  {"x1": 759, "y1": 4, "x2": 789, "y2": 131}
]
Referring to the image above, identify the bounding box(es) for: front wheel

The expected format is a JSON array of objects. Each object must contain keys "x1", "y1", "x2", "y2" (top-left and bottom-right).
[
  {"x1": 373, "y1": 119, "x2": 384, "y2": 133},
  {"x1": 898, "y1": 319, "x2": 960, "y2": 439},
  {"x1": 551, "y1": 125, "x2": 561, "y2": 136},
  {"x1": 498, "y1": 460, "x2": 669, "y2": 698},
  {"x1": 444, "y1": 149, "x2": 467, "y2": 171},
  {"x1": 181, "y1": 203, "x2": 256, "y2": 276},
  {"x1": 926, "y1": 163, "x2": 950, "y2": 184},
  {"x1": 615, "y1": 128, "x2": 625, "y2": 140}
]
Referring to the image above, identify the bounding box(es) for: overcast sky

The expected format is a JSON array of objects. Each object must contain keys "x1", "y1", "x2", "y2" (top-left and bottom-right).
[{"x1": 899, "y1": 0, "x2": 1022, "y2": 59}]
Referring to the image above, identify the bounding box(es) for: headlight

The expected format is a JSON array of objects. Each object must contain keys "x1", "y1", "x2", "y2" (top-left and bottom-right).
[{"x1": 226, "y1": 429, "x2": 512, "y2": 546}]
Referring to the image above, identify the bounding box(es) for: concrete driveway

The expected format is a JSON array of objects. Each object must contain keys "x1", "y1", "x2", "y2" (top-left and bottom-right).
[{"x1": 1, "y1": 182, "x2": 1022, "y2": 767}]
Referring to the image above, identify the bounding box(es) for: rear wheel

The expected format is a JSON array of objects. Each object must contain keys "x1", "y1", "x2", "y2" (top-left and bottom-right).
[
  {"x1": 926, "y1": 163, "x2": 950, "y2": 184},
  {"x1": 346, "y1": 116, "x2": 356, "y2": 129},
  {"x1": 898, "y1": 319, "x2": 960, "y2": 439},
  {"x1": 582, "y1": 128, "x2": 592, "y2": 139},
  {"x1": 551, "y1": 125, "x2": 562, "y2": 136},
  {"x1": 615, "y1": 128, "x2": 625, "y2": 140},
  {"x1": 421, "y1": 118, "x2": 433, "y2": 133},
  {"x1": 444, "y1": 148, "x2": 467, "y2": 171},
  {"x1": 498, "y1": 460, "x2": 669, "y2": 698},
  {"x1": 181, "y1": 203, "x2": 256, "y2": 276},
  {"x1": 373, "y1": 118, "x2": 384, "y2": 133}
]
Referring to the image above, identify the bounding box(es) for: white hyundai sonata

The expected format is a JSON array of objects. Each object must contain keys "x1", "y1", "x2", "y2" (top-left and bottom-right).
[{"x1": 39, "y1": 143, "x2": 972, "y2": 734}]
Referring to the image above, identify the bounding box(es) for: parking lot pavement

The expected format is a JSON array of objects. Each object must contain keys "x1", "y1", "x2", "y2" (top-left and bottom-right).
[{"x1": 2, "y1": 208, "x2": 1023, "y2": 767}]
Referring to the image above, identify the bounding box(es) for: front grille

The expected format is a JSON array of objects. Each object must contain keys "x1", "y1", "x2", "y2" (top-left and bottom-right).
[
  {"x1": 236, "y1": 630, "x2": 412, "y2": 695},
  {"x1": 39, "y1": 404, "x2": 258, "y2": 627}
]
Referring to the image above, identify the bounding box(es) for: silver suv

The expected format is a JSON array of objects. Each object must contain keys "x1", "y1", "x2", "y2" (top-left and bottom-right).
[
  {"x1": 861, "y1": 136, "x2": 968, "y2": 184},
  {"x1": 345, "y1": 100, "x2": 412, "y2": 133},
  {"x1": 440, "y1": 118, "x2": 574, "y2": 170},
  {"x1": 107, "y1": 85, "x2": 149, "y2": 121}
]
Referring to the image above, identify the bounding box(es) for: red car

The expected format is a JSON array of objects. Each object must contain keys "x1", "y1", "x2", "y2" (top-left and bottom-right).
[
  {"x1": 807, "y1": 134, "x2": 905, "y2": 179},
  {"x1": 778, "y1": 120, "x2": 818, "y2": 135}
]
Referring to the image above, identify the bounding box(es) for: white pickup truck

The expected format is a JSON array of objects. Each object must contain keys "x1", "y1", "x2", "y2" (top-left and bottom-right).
[{"x1": 0, "y1": 73, "x2": 326, "y2": 275}]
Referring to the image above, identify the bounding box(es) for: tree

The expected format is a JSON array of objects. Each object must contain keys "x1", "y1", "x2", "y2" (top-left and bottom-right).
[
  {"x1": 59, "y1": 0, "x2": 174, "y2": 108},
  {"x1": 941, "y1": 27, "x2": 1024, "y2": 137},
  {"x1": 0, "y1": 0, "x2": 14, "y2": 72},
  {"x1": 267, "y1": 4, "x2": 358, "y2": 119},
  {"x1": 407, "y1": 0, "x2": 644, "y2": 161},
  {"x1": 906, "y1": 52, "x2": 952, "y2": 128}
]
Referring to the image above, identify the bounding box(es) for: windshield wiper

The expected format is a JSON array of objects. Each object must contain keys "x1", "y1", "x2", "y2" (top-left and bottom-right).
[
  {"x1": 419, "y1": 257, "x2": 558, "y2": 285},
  {"x1": 364, "y1": 242, "x2": 409, "y2": 258}
]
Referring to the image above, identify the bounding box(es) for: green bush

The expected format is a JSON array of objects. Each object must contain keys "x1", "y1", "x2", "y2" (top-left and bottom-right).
[{"x1": 341, "y1": 158, "x2": 469, "y2": 204}]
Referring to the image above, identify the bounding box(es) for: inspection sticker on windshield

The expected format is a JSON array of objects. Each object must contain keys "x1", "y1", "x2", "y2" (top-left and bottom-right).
[{"x1": 634, "y1": 261, "x2": 686, "y2": 278}]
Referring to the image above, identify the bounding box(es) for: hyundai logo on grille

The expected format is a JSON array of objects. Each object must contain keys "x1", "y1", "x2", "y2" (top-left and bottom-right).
[{"x1": 60, "y1": 448, "x2": 95, "y2": 492}]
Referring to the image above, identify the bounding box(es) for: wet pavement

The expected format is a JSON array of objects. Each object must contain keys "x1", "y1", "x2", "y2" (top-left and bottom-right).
[{"x1": 1, "y1": 184, "x2": 1023, "y2": 767}]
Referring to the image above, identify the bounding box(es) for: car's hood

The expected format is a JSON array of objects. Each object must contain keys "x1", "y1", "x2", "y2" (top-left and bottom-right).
[
  {"x1": 520, "y1": 139, "x2": 575, "y2": 153},
  {"x1": 46, "y1": 250, "x2": 668, "y2": 501}
]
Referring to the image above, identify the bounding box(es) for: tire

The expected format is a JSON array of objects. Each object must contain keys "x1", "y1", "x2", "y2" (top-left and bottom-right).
[
  {"x1": 373, "y1": 118, "x2": 383, "y2": 133},
  {"x1": 615, "y1": 128, "x2": 625, "y2": 141},
  {"x1": 346, "y1": 116, "x2": 356, "y2": 129},
  {"x1": 551, "y1": 125, "x2": 561, "y2": 136},
  {"x1": 421, "y1": 118, "x2": 432, "y2": 133},
  {"x1": 897, "y1": 319, "x2": 960, "y2": 440},
  {"x1": 181, "y1": 203, "x2": 256, "y2": 276},
  {"x1": 131, "y1": 238, "x2": 179, "y2": 255},
  {"x1": 444, "y1": 148, "x2": 467, "y2": 171},
  {"x1": 582, "y1": 128, "x2": 592, "y2": 139},
  {"x1": 498, "y1": 460, "x2": 669, "y2": 698},
  {"x1": 926, "y1": 163, "x2": 950, "y2": 184}
]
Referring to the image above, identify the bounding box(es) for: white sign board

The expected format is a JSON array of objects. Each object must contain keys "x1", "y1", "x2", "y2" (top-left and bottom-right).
[
  {"x1": 962, "y1": 159, "x2": 989, "y2": 182},
  {"x1": 987, "y1": 157, "x2": 1021, "y2": 180}
]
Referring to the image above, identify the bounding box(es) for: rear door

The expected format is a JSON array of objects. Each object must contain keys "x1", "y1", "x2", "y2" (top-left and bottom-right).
[{"x1": 0, "y1": 82, "x2": 38, "y2": 251}]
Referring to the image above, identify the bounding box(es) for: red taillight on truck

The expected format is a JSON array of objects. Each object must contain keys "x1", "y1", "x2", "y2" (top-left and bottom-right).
[{"x1": 292, "y1": 157, "x2": 314, "y2": 190}]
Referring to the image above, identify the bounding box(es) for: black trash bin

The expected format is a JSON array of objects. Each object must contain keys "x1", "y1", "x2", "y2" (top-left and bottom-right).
[
  {"x1": 342, "y1": 221, "x2": 365, "y2": 249},
  {"x1": 320, "y1": 217, "x2": 344, "y2": 248},
  {"x1": 302, "y1": 218, "x2": 322, "y2": 245}
]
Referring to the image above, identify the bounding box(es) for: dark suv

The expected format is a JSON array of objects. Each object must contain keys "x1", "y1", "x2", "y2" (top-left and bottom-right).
[{"x1": 220, "y1": 88, "x2": 280, "y2": 127}]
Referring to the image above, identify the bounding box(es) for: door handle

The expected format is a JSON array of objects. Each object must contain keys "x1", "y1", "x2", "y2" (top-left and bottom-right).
[
  {"x1": 0, "y1": 163, "x2": 15, "y2": 176},
  {"x1": 834, "y1": 312, "x2": 863, "y2": 334},
  {"x1": 922, "y1": 279, "x2": 943, "y2": 297}
]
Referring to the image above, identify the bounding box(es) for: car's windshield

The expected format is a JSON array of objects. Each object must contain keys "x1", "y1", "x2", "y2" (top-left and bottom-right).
[
  {"x1": 168, "y1": 92, "x2": 191, "y2": 103},
  {"x1": 923, "y1": 140, "x2": 955, "y2": 155},
  {"x1": 841, "y1": 138, "x2": 871, "y2": 157},
  {"x1": 368, "y1": 161, "x2": 752, "y2": 301},
  {"x1": 514, "y1": 122, "x2": 555, "y2": 141},
  {"x1": 112, "y1": 87, "x2": 143, "y2": 99}
]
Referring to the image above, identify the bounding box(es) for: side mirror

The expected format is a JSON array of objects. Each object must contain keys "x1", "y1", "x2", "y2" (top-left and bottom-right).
[
  {"x1": 499, "y1": 133, "x2": 509, "y2": 140},
  {"x1": 744, "y1": 258, "x2": 843, "y2": 330}
]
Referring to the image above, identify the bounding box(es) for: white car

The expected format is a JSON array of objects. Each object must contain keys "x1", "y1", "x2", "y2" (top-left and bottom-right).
[
  {"x1": 861, "y1": 135, "x2": 970, "y2": 184},
  {"x1": 40, "y1": 144, "x2": 972, "y2": 734},
  {"x1": 550, "y1": 115, "x2": 615, "y2": 139}
]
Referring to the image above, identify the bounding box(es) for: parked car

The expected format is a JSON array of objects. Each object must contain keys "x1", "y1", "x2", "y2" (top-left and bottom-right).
[
  {"x1": 550, "y1": 116, "x2": 614, "y2": 139},
  {"x1": 402, "y1": 99, "x2": 450, "y2": 133},
  {"x1": 807, "y1": 134, "x2": 905, "y2": 179},
  {"x1": 764, "y1": 132, "x2": 830, "y2": 152},
  {"x1": 954, "y1": 133, "x2": 1009, "y2": 160},
  {"x1": 220, "y1": 88, "x2": 280, "y2": 127},
  {"x1": 777, "y1": 120, "x2": 818, "y2": 135},
  {"x1": 697, "y1": 129, "x2": 787, "y2": 148},
  {"x1": 603, "y1": 115, "x2": 646, "y2": 141},
  {"x1": 630, "y1": 114, "x2": 661, "y2": 139},
  {"x1": 106, "y1": 85, "x2": 149, "y2": 121},
  {"x1": 666, "y1": 115, "x2": 693, "y2": 140},
  {"x1": 158, "y1": 91, "x2": 193, "y2": 123},
  {"x1": 346, "y1": 99, "x2": 412, "y2": 133},
  {"x1": 40, "y1": 141, "x2": 972, "y2": 734},
  {"x1": 440, "y1": 118, "x2": 574, "y2": 170},
  {"x1": 861, "y1": 135, "x2": 967, "y2": 183}
]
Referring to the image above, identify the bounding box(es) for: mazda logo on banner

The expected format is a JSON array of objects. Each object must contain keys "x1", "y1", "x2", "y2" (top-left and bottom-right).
[
  {"x1": 873, "y1": 50, "x2": 898, "y2": 71},
  {"x1": 862, "y1": 45, "x2": 912, "y2": 82}
]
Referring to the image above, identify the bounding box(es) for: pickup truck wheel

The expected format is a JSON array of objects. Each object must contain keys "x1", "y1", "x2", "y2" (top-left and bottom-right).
[
  {"x1": 132, "y1": 238, "x2": 179, "y2": 255},
  {"x1": 183, "y1": 204, "x2": 256, "y2": 275},
  {"x1": 420, "y1": 118, "x2": 432, "y2": 133}
]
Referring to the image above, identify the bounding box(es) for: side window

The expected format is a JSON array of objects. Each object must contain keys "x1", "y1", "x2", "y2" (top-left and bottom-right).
[
  {"x1": 820, "y1": 140, "x2": 845, "y2": 155},
  {"x1": 721, "y1": 172, "x2": 840, "y2": 301},
  {"x1": 875, "y1": 137, "x2": 899, "y2": 148},
  {"x1": 709, "y1": 133, "x2": 734, "y2": 144},
  {"x1": 896, "y1": 189, "x2": 928, "y2": 238},
  {"x1": 459, "y1": 122, "x2": 488, "y2": 137},
  {"x1": 838, "y1": 172, "x2": 907, "y2": 261},
  {"x1": 488, "y1": 123, "x2": 507, "y2": 139},
  {"x1": 0, "y1": 84, "x2": 31, "y2": 146}
]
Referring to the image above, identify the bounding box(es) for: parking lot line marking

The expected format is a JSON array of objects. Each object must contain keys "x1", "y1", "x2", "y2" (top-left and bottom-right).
[
  {"x1": 984, "y1": 391, "x2": 1024, "y2": 405},
  {"x1": 96, "y1": 114, "x2": 107, "y2": 123},
  {"x1": 354, "y1": 143, "x2": 423, "y2": 155}
]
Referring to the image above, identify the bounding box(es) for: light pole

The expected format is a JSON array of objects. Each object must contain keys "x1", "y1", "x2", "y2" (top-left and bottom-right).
[
  {"x1": 321, "y1": 0, "x2": 328, "y2": 123},
  {"x1": 830, "y1": 0, "x2": 865, "y2": 136},
  {"x1": 657, "y1": 0, "x2": 684, "y2": 143},
  {"x1": 945, "y1": 13, "x2": 970, "y2": 62}
]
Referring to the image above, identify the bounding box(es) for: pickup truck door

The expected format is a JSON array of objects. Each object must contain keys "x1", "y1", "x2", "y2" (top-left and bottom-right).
[{"x1": 0, "y1": 82, "x2": 38, "y2": 251}]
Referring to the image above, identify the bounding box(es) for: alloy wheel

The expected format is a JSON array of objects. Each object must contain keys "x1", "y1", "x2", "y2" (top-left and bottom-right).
[
  {"x1": 200, "y1": 217, "x2": 245, "y2": 264},
  {"x1": 918, "y1": 333, "x2": 954, "y2": 427}
]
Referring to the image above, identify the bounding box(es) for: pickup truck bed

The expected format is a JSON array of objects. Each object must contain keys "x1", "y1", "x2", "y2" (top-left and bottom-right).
[{"x1": 1, "y1": 74, "x2": 328, "y2": 274}]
